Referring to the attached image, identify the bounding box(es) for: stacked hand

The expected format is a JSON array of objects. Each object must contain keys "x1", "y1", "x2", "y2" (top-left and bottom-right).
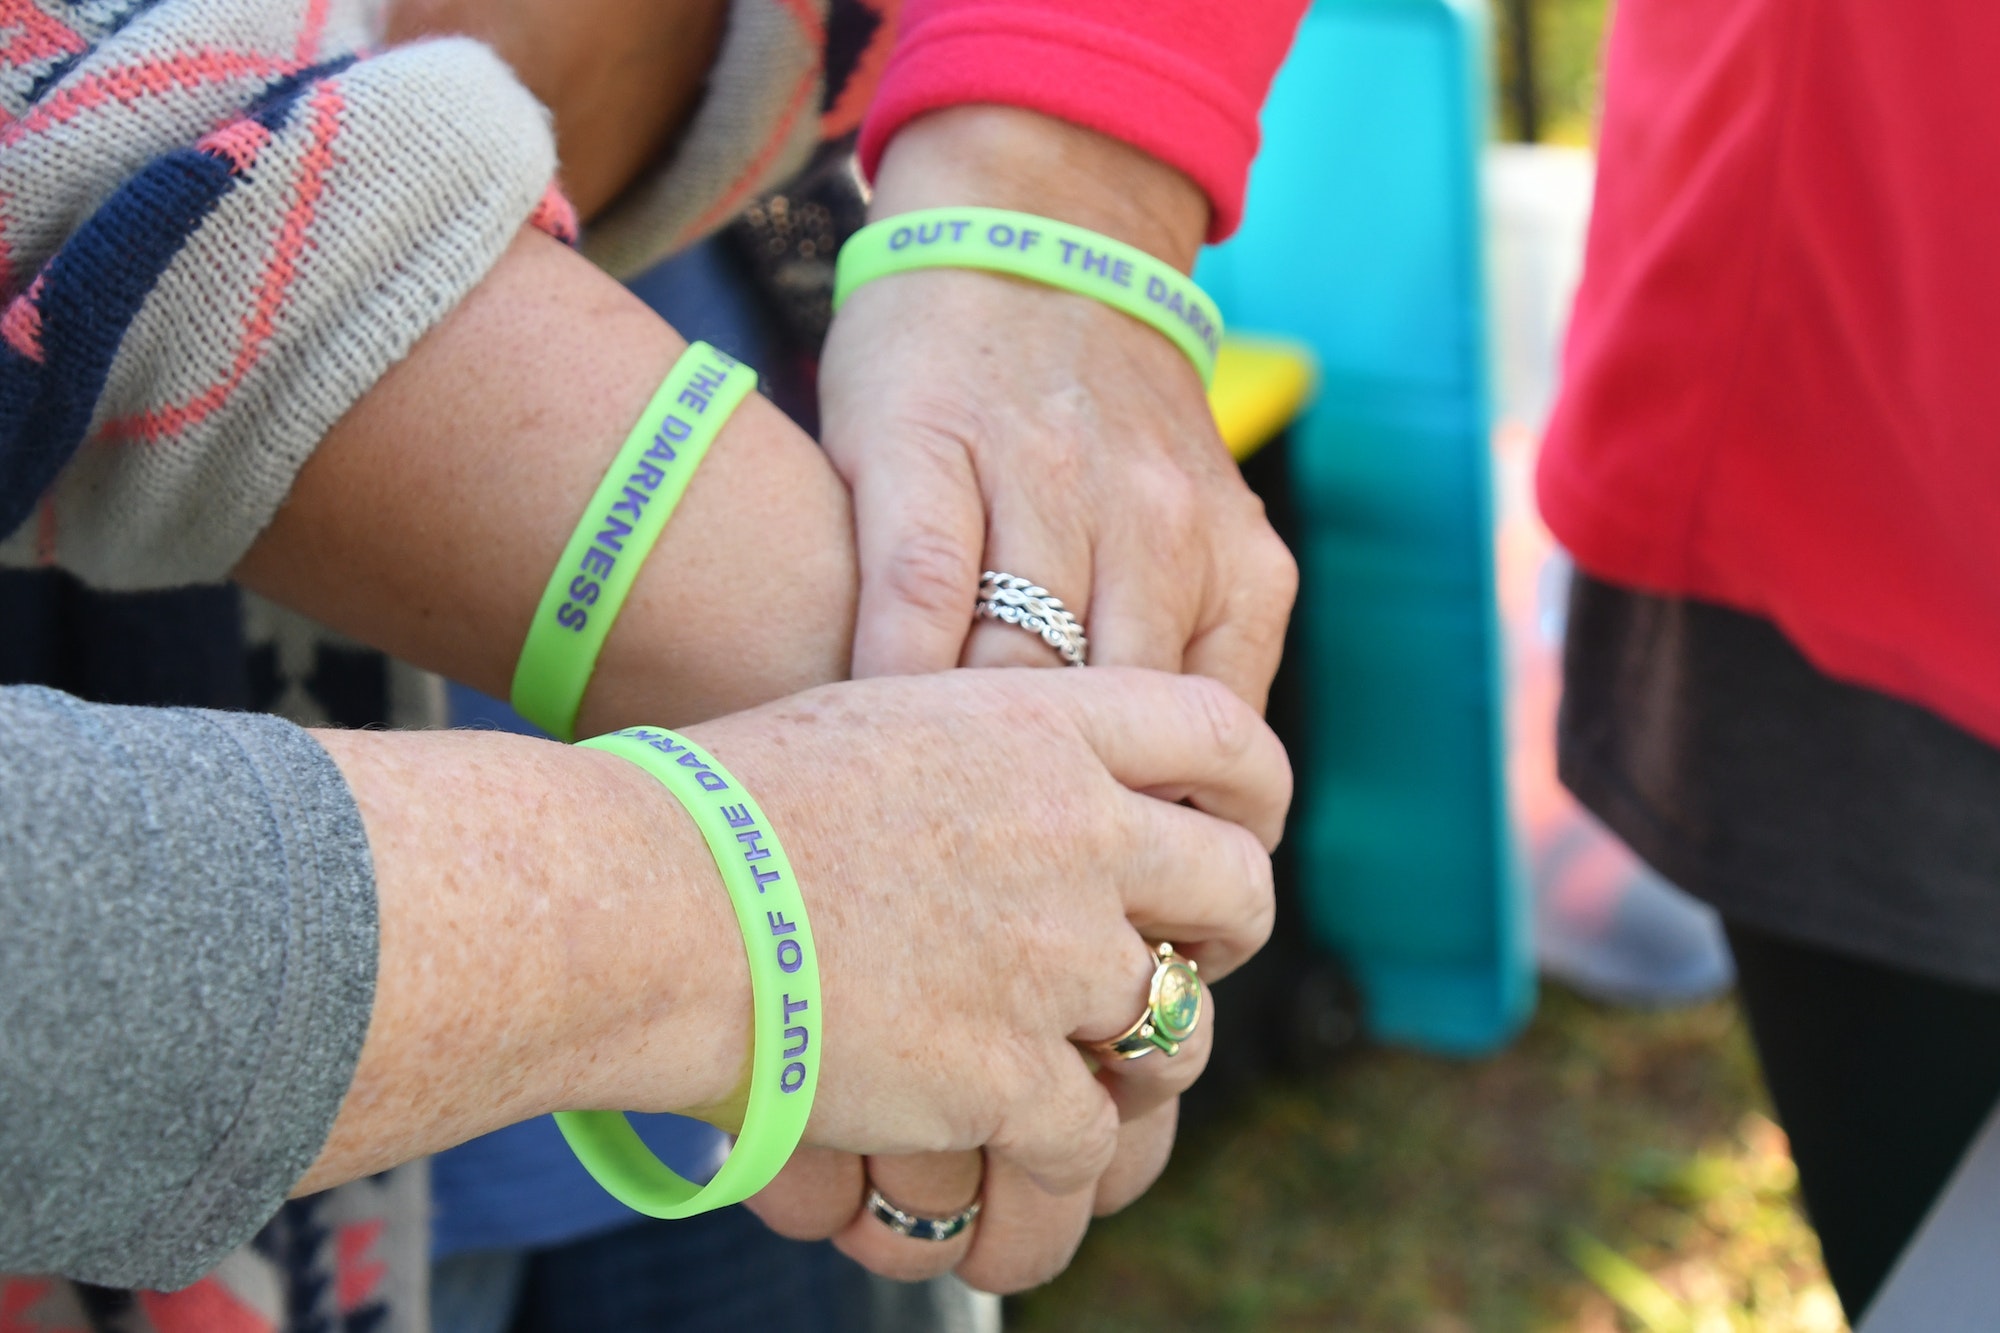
[
  {"x1": 761, "y1": 108, "x2": 1300, "y2": 1290},
  {"x1": 678, "y1": 668, "x2": 1285, "y2": 1292},
  {"x1": 258, "y1": 21, "x2": 1300, "y2": 1287}
]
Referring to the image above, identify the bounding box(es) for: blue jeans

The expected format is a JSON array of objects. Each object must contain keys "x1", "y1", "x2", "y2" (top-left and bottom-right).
[{"x1": 432, "y1": 1208, "x2": 871, "y2": 1333}]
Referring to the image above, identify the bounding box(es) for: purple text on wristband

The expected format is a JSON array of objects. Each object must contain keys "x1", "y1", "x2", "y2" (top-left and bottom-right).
[
  {"x1": 882, "y1": 219, "x2": 1219, "y2": 359},
  {"x1": 618, "y1": 725, "x2": 817, "y2": 1096},
  {"x1": 618, "y1": 727, "x2": 731, "y2": 791},
  {"x1": 720, "y1": 797, "x2": 814, "y2": 1095},
  {"x1": 555, "y1": 349, "x2": 742, "y2": 632}
]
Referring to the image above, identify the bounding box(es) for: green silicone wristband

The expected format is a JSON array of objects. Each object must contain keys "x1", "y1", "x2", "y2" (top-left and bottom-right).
[
  {"x1": 512, "y1": 343, "x2": 758, "y2": 741},
  {"x1": 833, "y1": 206, "x2": 1223, "y2": 386},
  {"x1": 557, "y1": 726, "x2": 821, "y2": 1218}
]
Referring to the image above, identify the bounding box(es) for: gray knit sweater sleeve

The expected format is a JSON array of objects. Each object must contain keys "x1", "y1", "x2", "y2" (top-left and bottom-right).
[{"x1": 0, "y1": 686, "x2": 377, "y2": 1290}]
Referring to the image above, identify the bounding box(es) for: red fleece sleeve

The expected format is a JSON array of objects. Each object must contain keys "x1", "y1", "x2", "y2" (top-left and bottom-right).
[{"x1": 858, "y1": 0, "x2": 1309, "y2": 241}]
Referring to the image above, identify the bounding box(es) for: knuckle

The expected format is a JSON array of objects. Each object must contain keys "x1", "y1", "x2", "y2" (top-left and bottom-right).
[
  {"x1": 1126, "y1": 462, "x2": 1204, "y2": 556},
  {"x1": 962, "y1": 1242, "x2": 1070, "y2": 1298},
  {"x1": 984, "y1": 1033, "x2": 1049, "y2": 1115},
  {"x1": 1179, "y1": 672, "x2": 1258, "y2": 761},
  {"x1": 881, "y1": 522, "x2": 979, "y2": 619},
  {"x1": 1219, "y1": 524, "x2": 1299, "y2": 629},
  {"x1": 884, "y1": 396, "x2": 992, "y2": 465},
  {"x1": 1082, "y1": 1096, "x2": 1122, "y2": 1173},
  {"x1": 1052, "y1": 1097, "x2": 1122, "y2": 1194},
  {"x1": 1272, "y1": 743, "x2": 1297, "y2": 826},
  {"x1": 1237, "y1": 830, "x2": 1278, "y2": 948},
  {"x1": 1095, "y1": 1156, "x2": 1166, "y2": 1217},
  {"x1": 1259, "y1": 533, "x2": 1301, "y2": 614}
]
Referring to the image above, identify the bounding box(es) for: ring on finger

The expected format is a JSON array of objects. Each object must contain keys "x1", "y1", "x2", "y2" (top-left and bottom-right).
[
  {"x1": 975, "y1": 571, "x2": 1088, "y2": 667},
  {"x1": 864, "y1": 1185, "x2": 982, "y2": 1243},
  {"x1": 1090, "y1": 942, "x2": 1203, "y2": 1061}
]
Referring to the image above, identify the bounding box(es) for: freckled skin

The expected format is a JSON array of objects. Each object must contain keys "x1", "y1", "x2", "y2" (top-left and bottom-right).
[
  {"x1": 297, "y1": 669, "x2": 1284, "y2": 1307},
  {"x1": 236, "y1": 230, "x2": 860, "y2": 736},
  {"x1": 218, "y1": 58, "x2": 1292, "y2": 1294}
]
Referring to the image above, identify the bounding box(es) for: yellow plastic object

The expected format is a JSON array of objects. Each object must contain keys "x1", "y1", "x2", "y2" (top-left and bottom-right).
[{"x1": 1207, "y1": 336, "x2": 1318, "y2": 461}]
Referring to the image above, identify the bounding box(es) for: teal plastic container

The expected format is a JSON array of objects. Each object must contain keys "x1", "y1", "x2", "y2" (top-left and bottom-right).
[{"x1": 1197, "y1": 0, "x2": 1533, "y2": 1054}]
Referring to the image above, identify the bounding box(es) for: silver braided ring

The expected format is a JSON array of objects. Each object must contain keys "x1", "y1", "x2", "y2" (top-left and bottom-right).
[
  {"x1": 974, "y1": 571, "x2": 1088, "y2": 667},
  {"x1": 865, "y1": 1187, "x2": 982, "y2": 1243}
]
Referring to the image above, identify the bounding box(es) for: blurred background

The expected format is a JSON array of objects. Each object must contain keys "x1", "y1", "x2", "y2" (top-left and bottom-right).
[{"x1": 1003, "y1": 0, "x2": 1847, "y2": 1327}]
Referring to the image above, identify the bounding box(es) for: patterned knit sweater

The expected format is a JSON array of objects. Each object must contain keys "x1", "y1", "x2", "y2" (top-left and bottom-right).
[{"x1": 0, "y1": 0, "x2": 873, "y2": 589}]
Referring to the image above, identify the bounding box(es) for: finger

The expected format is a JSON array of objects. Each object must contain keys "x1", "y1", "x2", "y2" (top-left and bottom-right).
[
  {"x1": 1086, "y1": 967, "x2": 1217, "y2": 1121},
  {"x1": 1109, "y1": 798, "x2": 1276, "y2": 981},
  {"x1": 955, "y1": 1154, "x2": 1096, "y2": 1295},
  {"x1": 1032, "y1": 667, "x2": 1292, "y2": 850},
  {"x1": 1082, "y1": 463, "x2": 1209, "y2": 673},
  {"x1": 832, "y1": 1151, "x2": 984, "y2": 1282},
  {"x1": 962, "y1": 486, "x2": 1093, "y2": 671},
  {"x1": 1092, "y1": 1097, "x2": 1179, "y2": 1216},
  {"x1": 1179, "y1": 520, "x2": 1300, "y2": 714},
  {"x1": 744, "y1": 1145, "x2": 866, "y2": 1241},
  {"x1": 846, "y1": 430, "x2": 987, "y2": 679},
  {"x1": 984, "y1": 1042, "x2": 1119, "y2": 1198}
]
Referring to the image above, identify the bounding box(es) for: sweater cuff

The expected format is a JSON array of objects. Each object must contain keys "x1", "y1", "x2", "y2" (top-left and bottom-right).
[
  {"x1": 858, "y1": 8, "x2": 1267, "y2": 242},
  {"x1": 0, "y1": 38, "x2": 557, "y2": 589},
  {"x1": 0, "y1": 689, "x2": 377, "y2": 1288}
]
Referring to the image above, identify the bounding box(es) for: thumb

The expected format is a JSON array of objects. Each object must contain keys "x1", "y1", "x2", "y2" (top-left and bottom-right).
[{"x1": 844, "y1": 432, "x2": 988, "y2": 679}]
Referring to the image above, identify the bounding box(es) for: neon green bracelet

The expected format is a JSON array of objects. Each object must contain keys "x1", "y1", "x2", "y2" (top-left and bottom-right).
[
  {"x1": 833, "y1": 206, "x2": 1223, "y2": 386},
  {"x1": 512, "y1": 343, "x2": 758, "y2": 741},
  {"x1": 557, "y1": 726, "x2": 820, "y2": 1218}
]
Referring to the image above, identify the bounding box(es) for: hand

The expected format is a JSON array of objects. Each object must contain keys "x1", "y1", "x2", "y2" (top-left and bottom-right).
[
  {"x1": 821, "y1": 108, "x2": 1299, "y2": 710},
  {"x1": 810, "y1": 105, "x2": 1300, "y2": 1288},
  {"x1": 683, "y1": 667, "x2": 1287, "y2": 1291},
  {"x1": 304, "y1": 667, "x2": 1283, "y2": 1261}
]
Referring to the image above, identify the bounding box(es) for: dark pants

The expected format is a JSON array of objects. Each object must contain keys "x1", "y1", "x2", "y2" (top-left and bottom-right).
[
  {"x1": 1726, "y1": 919, "x2": 2000, "y2": 1316},
  {"x1": 504, "y1": 1209, "x2": 871, "y2": 1333}
]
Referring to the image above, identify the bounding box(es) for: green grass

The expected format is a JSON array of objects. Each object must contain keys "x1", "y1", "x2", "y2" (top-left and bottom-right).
[{"x1": 1010, "y1": 988, "x2": 1845, "y2": 1332}]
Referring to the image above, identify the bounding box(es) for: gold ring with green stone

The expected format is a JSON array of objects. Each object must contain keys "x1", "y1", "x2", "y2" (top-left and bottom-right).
[{"x1": 1093, "y1": 942, "x2": 1203, "y2": 1060}]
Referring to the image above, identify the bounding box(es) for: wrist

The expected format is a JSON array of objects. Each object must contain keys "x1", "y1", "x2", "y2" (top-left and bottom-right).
[
  {"x1": 299, "y1": 730, "x2": 752, "y2": 1192},
  {"x1": 569, "y1": 393, "x2": 857, "y2": 739},
  {"x1": 869, "y1": 106, "x2": 1209, "y2": 273},
  {"x1": 553, "y1": 742, "x2": 755, "y2": 1121}
]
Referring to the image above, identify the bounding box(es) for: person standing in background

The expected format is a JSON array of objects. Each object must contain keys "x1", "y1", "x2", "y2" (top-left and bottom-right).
[{"x1": 1542, "y1": 0, "x2": 2000, "y2": 1319}]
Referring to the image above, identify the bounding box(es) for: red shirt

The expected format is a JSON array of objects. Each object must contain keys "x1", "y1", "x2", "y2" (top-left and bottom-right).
[
  {"x1": 1538, "y1": 0, "x2": 2000, "y2": 747},
  {"x1": 862, "y1": 0, "x2": 1309, "y2": 240}
]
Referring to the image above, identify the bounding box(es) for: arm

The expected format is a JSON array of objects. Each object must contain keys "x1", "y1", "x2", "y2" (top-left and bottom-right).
[
  {"x1": 234, "y1": 225, "x2": 858, "y2": 736},
  {"x1": 826, "y1": 104, "x2": 1302, "y2": 707},
  {"x1": 357, "y1": 0, "x2": 1309, "y2": 705},
  {"x1": 310, "y1": 667, "x2": 1285, "y2": 1256},
  {"x1": 0, "y1": 669, "x2": 1285, "y2": 1291},
  {"x1": 822, "y1": 1, "x2": 1310, "y2": 705},
  {"x1": 230, "y1": 228, "x2": 1241, "y2": 1295},
  {"x1": 821, "y1": 6, "x2": 1309, "y2": 1278},
  {"x1": 0, "y1": 0, "x2": 851, "y2": 727}
]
